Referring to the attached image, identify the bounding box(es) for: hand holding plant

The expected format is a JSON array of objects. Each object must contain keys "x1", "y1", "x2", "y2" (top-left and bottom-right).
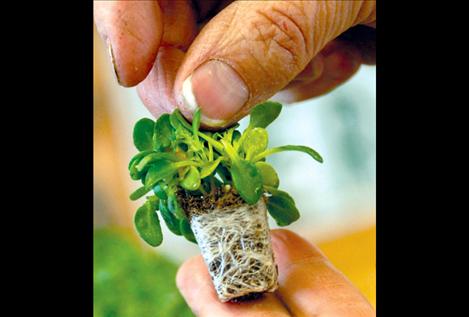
[{"x1": 129, "y1": 101, "x2": 322, "y2": 301}]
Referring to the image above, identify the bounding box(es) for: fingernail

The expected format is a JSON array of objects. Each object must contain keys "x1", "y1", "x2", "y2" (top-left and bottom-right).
[
  {"x1": 182, "y1": 60, "x2": 249, "y2": 124},
  {"x1": 108, "y1": 42, "x2": 122, "y2": 85}
]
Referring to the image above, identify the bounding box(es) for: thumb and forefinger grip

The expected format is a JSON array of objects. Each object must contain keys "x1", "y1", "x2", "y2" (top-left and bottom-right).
[{"x1": 175, "y1": 0, "x2": 376, "y2": 127}]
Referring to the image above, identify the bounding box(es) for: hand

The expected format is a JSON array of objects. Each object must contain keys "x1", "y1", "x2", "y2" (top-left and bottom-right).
[
  {"x1": 177, "y1": 229, "x2": 375, "y2": 317},
  {"x1": 94, "y1": 0, "x2": 375, "y2": 128}
]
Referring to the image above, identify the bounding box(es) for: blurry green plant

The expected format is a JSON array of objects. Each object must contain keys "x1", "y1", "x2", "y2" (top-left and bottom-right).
[
  {"x1": 128, "y1": 101, "x2": 323, "y2": 247},
  {"x1": 94, "y1": 229, "x2": 193, "y2": 317}
]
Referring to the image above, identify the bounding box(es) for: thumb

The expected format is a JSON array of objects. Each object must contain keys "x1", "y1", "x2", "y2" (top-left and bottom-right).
[{"x1": 174, "y1": 0, "x2": 376, "y2": 127}]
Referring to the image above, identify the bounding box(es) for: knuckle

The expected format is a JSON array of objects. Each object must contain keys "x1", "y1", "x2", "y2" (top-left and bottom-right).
[{"x1": 253, "y1": 5, "x2": 311, "y2": 69}]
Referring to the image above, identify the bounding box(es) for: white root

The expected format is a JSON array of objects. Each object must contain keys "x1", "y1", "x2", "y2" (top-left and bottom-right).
[{"x1": 190, "y1": 199, "x2": 278, "y2": 302}]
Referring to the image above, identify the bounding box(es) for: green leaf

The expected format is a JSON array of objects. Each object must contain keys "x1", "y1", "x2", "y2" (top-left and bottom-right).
[
  {"x1": 242, "y1": 128, "x2": 268, "y2": 160},
  {"x1": 128, "y1": 150, "x2": 154, "y2": 170},
  {"x1": 153, "y1": 114, "x2": 173, "y2": 150},
  {"x1": 135, "y1": 152, "x2": 179, "y2": 173},
  {"x1": 200, "y1": 157, "x2": 222, "y2": 179},
  {"x1": 216, "y1": 164, "x2": 231, "y2": 183},
  {"x1": 130, "y1": 186, "x2": 152, "y2": 201},
  {"x1": 159, "y1": 199, "x2": 182, "y2": 235},
  {"x1": 152, "y1": 183, "x2": 168, "y2": 200},
  {"x1": 256, "y1": 161, "x2": 279, "y2": 188},
  {"x1": 146, "y1": 195, "x2": 159, "y2": 209},
  {"x1": 180, "y1": 218, "x2": 197, "y2": 243},
  {"x1": 134, "y1": 201, "x2": 163, "y2": 246},
  {"x1": 170, "y1": 109, "x2": 192, "y2": 131},
  {"x1": 167, "y1": 192, "x2": 186, "y2": 219},
  {"x1": 248, "y1": 101, "x2": 282, "y2": 129},
  {"x1": 253, "y1": 145, "x2": 323, "y2": 163},
  {"x1": 231, "y1": 159, "x2": 263, "y2": 205},
  {"x1": 266, "y1": 190, "x2": 300, "y2": 226},
  {"x1": 180, "y1": 166, "x2": 201, "y2": 191},
  {"x1": 144, "y1": 160, "x2": 176, "y2": 188},
  {"x1": 133, "y1": 118, "x2": 155, "y2": 151}
]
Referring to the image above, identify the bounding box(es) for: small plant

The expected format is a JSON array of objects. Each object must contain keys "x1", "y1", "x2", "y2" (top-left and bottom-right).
[{"x1": 128, "y1": 101, "x2": 322, "y2": 301}]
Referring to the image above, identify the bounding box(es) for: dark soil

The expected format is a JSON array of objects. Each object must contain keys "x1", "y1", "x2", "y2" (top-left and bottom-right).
[
  {"x1": 177, "y1": 185, "x2": 245, "y2": 219},
  {"x1": 229, "y1": 292, "x2": 264, "y2": 303}
]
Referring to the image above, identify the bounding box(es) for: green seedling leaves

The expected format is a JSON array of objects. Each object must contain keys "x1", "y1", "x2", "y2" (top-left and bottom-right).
[
  {"x1": 192, "y1": 108, "x2": 201, "y2": 136},
  {"x1": 232, "y1": 130, "x2": 241, "y2": 145},
  {"x1": 180, "y1": 166, "x2": 201, "y2": 191},
  {"x1": 200, "y1": 157, "x2": 222, "y2": 179},
  {"x1": 180, "y1": 218, "x2": 197, "y2": 243},
  {"x1": 242, "y1": 128, "x2": 268, "y2": 160},
  {"x1": 256, "y1": 161, "x2": 279, "y2": 188},
  {"x1": 215, "y1": 164, "x2": 231, "y2": 183},
  {"x1": 130, "y1": 186, "x2": 152, "y2": 201},
  {"x1": 146, "y1": 195, "x2": 160, "y2": 210},
  {"x1": 159, "y1": 199, "x2": 182, "y2": 235},
  {"x1": 133, "y1": 118, "x2": 155, "y2": 151},
  {"x1": 231, "y1": 159, "x2": 263, "y2": 205},
  {"x1": 169, "y1": 110, "x2": 192, "y2": 140},
  {"x1": 253, "y1": 145, "x2": 323, "y2": 163},
  {"x1": 153, "y1": 114, "x2": 173, "y2": 150},
  {"x1": 266, "y1": 189, "x2": 300, "y2": 226},
  {"x1": 144, "y1": 160, "x2": 176, "y2": 188},
  {"x1": 248, "y1": 101, "x2": 282, "y2": 129},
  {"x1": 170, "y1": 109, "x2": 192, "y2": 131},
  {"x1": 129, "y1": 101, "x2": 323, "y2": 247},
  {"x1": 168, "y1": 192, "x2": 186, "y2": 219},
  {"x1": 135, "y1": 152, "x2": 179, "y2": 174},
  {"x1": 128, "y1": 150, "x2": 154, "y2": 170},
  {"x1": 134, "y1": 201, "x2": 163, "y2": 246},
  {"x1": 153, "y1": 183, "x2": 168, "y2": 200}
]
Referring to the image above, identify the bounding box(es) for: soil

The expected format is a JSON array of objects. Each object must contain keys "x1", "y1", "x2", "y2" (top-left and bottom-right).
[
  {"x1": 229, "y1": 292, "x2": 264, "y2": 303},
  {"x1": 177, "y1": 186, "x2": 245, "y2": 219}
]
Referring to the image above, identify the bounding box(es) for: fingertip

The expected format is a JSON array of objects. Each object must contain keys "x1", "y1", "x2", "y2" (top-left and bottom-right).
[
  {"x1": 321, "y1": 42, "x2": 362, "y2": 81},
  {"x1": 176, "y1": 255, "x2": 205, "y2": 292},
  {"x1": 137, "y1": 47, "x2": 186, "y2": 118},
  {"x1": 94, "y1": 1, "x2": 163, "y2": 87},
  {"x1": 178, "y1": 60, "x2": 249, "y2": 128}
]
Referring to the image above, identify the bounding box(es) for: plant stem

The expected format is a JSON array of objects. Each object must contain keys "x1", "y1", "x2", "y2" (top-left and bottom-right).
[
  {"x1": 210, "y1": 175, "x2": 216, "y2": 195},
  {"x1": 198, "y1": 133, "x2": 224, "y2": 152}
]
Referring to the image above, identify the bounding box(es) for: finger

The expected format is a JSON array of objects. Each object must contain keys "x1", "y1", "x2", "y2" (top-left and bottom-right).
[
  {"x1": 135, "y1": 1, "x2": 197, "y2": 118},
  {"x1": 158, "y1": 0, "x2": 197, "y2": 50},
  {"x1": 94, "y1": 0, "x2": 163, "y2": 87},
  {"x1": 273, "y1": 40, "x2": 362, "y2": 104},
  {"x1": 173, "y1": 0, "x2": 376, "y2": 127},
  {"x1": 271, "y1": 229, "x2": 375, "y2": 317},
  {"x1": 137, "y1": 47, "x2": 186, "y2": 118},
  {"x1": 176, "y1": 255, "x2": 291, "y2": 317}
]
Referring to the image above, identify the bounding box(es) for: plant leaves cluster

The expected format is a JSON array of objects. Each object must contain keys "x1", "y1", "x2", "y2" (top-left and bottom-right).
[{"x1": 129, "y1": 101, "x2": 323, "y2": 247}]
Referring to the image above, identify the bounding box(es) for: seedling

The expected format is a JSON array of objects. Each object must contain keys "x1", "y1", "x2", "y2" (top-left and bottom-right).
[{"x1": 128, "y1": 101, "x2": 323, "y2": 302}]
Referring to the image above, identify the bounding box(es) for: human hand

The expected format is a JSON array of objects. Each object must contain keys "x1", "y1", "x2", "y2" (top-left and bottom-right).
[
  {"x1": 176, "y1": 229, "x2": 375, "y2": 317},
  {"x1": 94, "y1": 0, "x2": 375, "y2": 128}
]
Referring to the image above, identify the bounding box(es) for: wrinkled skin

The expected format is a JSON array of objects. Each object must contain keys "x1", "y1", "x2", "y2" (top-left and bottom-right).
[{"x1": 94, "y1": 0, "x2": 375, "y2": 127}]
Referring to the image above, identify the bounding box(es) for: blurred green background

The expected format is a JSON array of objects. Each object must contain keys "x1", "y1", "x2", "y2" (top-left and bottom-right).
[
  {"x1": 94, "y1": 229, "x2": 194, "y2": 317},
  {"x1": 94, "y1": 20, "x2": 376, "y2": 315}
]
